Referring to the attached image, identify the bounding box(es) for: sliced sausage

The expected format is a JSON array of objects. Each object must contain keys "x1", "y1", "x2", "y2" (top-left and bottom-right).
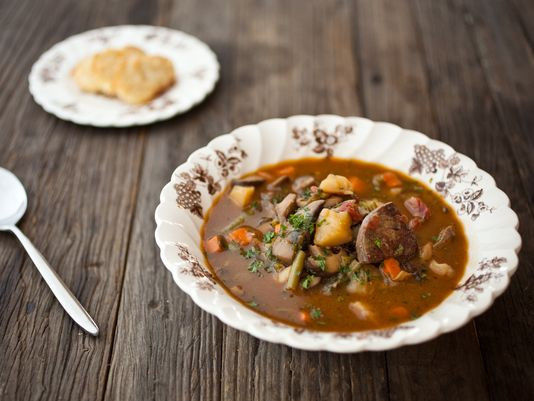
[{"x1": 355, "y1": 202, "x2": 418, "y2": 264}]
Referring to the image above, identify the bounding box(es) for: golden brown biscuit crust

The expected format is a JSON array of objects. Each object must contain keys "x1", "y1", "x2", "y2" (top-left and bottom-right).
[{"x1": 71, "y1": 46, "x2": 175, "y2": 104}]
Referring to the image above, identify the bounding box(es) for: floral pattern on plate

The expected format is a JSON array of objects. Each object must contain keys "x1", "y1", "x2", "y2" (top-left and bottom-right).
[
  {"x1": 29, "y1": 25, "x2": 219, "y2": 127},
  {"x1": 155, "y1": 115, "x2": 521, "y2": 352}
]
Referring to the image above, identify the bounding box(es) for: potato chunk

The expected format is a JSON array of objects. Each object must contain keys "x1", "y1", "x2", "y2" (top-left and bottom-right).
[
  {"x1": 314, "y1": 208, "x2": 353, "y2": 246},
  {"x1": 229, "y1": 185, "x2": 255, "y2": 208},
  {"x1": 429, "y1": 259, "x2": 454, "y2": 277},
  {"x1": 319, "y1": 174, "x2": 354, "y2": 195}
]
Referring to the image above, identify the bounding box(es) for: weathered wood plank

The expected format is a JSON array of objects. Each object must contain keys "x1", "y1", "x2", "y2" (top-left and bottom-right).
[
  {"x1": 449, "y1": 0, "x2": 534, "y2": 399},
  {"x1": 411, "y1": 0, "x2": 534, "y2": 400},
  {"x1": 0, "y1": 0, "x2": 145, "y2": 400},
  {"x1": 353, "y1": 1, "x2": 490, "y2": 400},
  {"x1": 509, "y1": 0, "x2": 534, "y2": 51},
  {"x1": 1, "y1": 0, "x2": 533, "y2": 400},
  {"x1": 104, "y1": 1, "x2": 389, "y2": 401}
]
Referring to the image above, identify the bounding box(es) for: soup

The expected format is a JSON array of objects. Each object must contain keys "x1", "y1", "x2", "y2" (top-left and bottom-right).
[{"x1": 201, "y1": 158, "x2": 467, "y2": 332}]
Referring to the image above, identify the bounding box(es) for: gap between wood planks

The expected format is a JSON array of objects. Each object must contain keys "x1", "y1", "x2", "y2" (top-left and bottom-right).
[{"x1": 99, "y1": 130, "x2": 148, "y2": 399}]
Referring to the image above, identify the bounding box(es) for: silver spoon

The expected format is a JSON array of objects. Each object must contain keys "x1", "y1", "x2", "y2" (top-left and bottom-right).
[{"x1": 0, "y1": 167, "x2": 99, "y2": 336}]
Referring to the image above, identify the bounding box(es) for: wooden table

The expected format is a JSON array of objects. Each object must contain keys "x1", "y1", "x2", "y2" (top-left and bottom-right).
[{"x1": 1, "y1": 0, "x2": 533, "y2": 400}]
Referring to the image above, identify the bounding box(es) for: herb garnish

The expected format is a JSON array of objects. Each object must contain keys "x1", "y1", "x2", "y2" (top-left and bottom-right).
[
  {"x1": 313, "y1": 255, "x2": 327, "y2": 271},
  {"x1": 243, "y1": 247, "x2": 259, "y2": 259},
  {"x1": 301, "y1": 275, "x2": 315, "y2": 289},
  {"x1": 415, "y1": 269, "x2": 428, "y2": 282},
  {"x1": 227, "y1": 242, "x2": 240, "y2": 252},
  {"x1": 310, "y1": 308, "x2": 323, "y2": 320},
  {"x1": 340, "y1": 265, "x2": 351, "y2": 274},
  {"x1": 263, "y1": 231, "x2": 275, "y2": 243},
  {"x1": 288, "y1": 211, "x2": 315, "y2": 234},
  {"x1": 301, "y1": 188, "x2": 312, "y2": 200},
  {"x1": 394, "y1": 244, "x2": 404, "y2": 256},
  {"x1": 248, "y1": 260, "x2": 264, "y2": 273},
  {"x1": 248, "y1": 300, "x2": 259, "y2": 308},
  {"x1": 352, "y1": 268, "x2": 371, "y2": 284},
  {"x1": 245, "y1": 200, "x2": 261, "y2": 215},
  {"x1": 374, "y1": 238, "x2": 382, "y2": 248}
]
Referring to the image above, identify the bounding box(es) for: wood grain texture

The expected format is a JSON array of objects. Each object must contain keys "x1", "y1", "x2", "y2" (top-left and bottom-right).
[
  {"x1": 0, "y1": 0, "x2": 145, "y2": 400},
  {"x1": 354, "y1": 1, "x2": 489, "y2": 400},
  {"x1": 0, "y1": 0, "x2": 533, "y2": 400}
]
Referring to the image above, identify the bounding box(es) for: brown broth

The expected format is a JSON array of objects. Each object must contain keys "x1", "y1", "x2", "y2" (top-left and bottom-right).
[{"x1": 201, "y1": 157, "x2": 468, "y2": 332}]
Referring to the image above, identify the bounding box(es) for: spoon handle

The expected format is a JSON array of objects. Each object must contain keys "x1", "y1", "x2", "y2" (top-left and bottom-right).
[{"x1": 9, "y1": 225, "x2": 99, "y2": 336}]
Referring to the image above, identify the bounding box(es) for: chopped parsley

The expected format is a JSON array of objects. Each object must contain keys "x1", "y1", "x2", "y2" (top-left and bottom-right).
[
  {"x1": 227, "y1": 242, "x2": 240, "y2": 252},
  {"x1": 394, "y1": 244, "x2": 404, "y2": 256},
  {"x1": 248, "y1": 300, "x2": 259, "y2": 308},
  {"x1": 431, "y1": 235, "x2": 439, "y2": 243},
  {"x1": 301, "y1": 275, "x2": 315, "y2": 289},
  {"x1": 313, "y1": 255, "x2": 327, "y2": 271},
  {"x1": 374, "y1": 238, "x2": 382, "y2": 248},
  {"x1": 279, "y1": 224, "x2": 288, "y2": 236},
  {"x1": 316, "y1": 218, "x2": 327, "y2": 227},
  {"x1": 340, "y1": 265, "x2": 351, "y2": 274},
  {"x1": 245, "y1": 200, "x2": 261, "y2": 215},
  {"x1": 263, "y1": 231, "x2": 276, "y2": 243},
  {"x1": 351, "y1": 268, "x2": 371, "y2": 284},
  {"x1": 301, "y1": 188, "x2": 312, "y2": 200},
  {"x1": 243, "y1": 247, "x2": 259, "y2": 259},
  {"x1": 288, "y1": 211, "x2": 315, "y2": 234},
  {"x1": 310, "y1": 307, "x2": 323, "y2": 320},
  {"x1": 265, "y1": 246, "x2": 275, "y2": 261},
  {"x1": 415, "y1": 269, "x2": 428, "y2": 282},
  {"x1": 248, "y1": 260, "x2": 264, "y2": 273}
]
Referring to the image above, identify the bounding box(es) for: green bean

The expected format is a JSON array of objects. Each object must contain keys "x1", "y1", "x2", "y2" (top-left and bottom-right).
[
  {"x1": 223, "y1": 214, "x2": 245, "y2": 233},
  {"x1": 285, "y1": 250, "x2": 306, "y2": 291}
]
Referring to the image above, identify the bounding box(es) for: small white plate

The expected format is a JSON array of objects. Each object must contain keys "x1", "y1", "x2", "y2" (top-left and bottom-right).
[
  {"x1": 29, "y1": 25, "x2": 219, "y2": 127},
  {"x1": 155, "y1": 115, "x2": 521, "y2": 353}
]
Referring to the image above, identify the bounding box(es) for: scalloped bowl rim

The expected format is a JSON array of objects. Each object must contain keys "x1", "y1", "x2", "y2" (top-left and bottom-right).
[{"x1": 154, "y1": 114, "x2": 521, "y2": 352}]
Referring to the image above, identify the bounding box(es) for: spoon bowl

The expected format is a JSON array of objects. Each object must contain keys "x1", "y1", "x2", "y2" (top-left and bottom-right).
[
  {"x1": 0, "y1": 168, "x2": 27, "y2": 228},
  {"x1": 0, "y1": 167, "x2": 99, "y2": 335}
]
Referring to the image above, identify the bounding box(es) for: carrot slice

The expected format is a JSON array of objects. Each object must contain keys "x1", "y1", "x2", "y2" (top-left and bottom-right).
[
  {"x1": 257, "y1": 171, "x2": 273, "y2": 180},
  {"x1": 205, "y1": 235, "x2": 225, "y2": 253},
  {"x1": 348, "y1": 176, "x2": 366, "y2": 193},
  {"x1": 228, "y1": 227, "x2": 253, "y2": 246},
  {"x1": 274, "y1": 223, "x2": 281, "y2": 234},
  {"x1": 390, "y1": 306, "x2": 409, "y2": 319},
  {"x1": 276, "y1": 166, "x2": 296, "y2": 176},
  {"x1": 383, "y1": 258, "x2": 402, "y2": 279},
  {"x1": 382, "y1": 172, "x2": 402, "y2": 188},
  {"x1": 299, "y1": 310, "x2": 310, "y2": 323}
]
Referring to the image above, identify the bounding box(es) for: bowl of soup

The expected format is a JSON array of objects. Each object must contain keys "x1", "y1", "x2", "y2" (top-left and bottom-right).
[{"x1": 155, "y1": 115, "x2": 520, "y2": 352}]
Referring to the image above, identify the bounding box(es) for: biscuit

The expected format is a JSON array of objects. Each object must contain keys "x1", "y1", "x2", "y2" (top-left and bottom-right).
[
  {"x1": 114, "y1": 55, "x2": 175, "y2": 104},
  {"x1": 72, "y1": 46, "x2": 175, "y2": 104},
  {"x1": 72, "y1": 56, "x2": 100, "y2": 92}
]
